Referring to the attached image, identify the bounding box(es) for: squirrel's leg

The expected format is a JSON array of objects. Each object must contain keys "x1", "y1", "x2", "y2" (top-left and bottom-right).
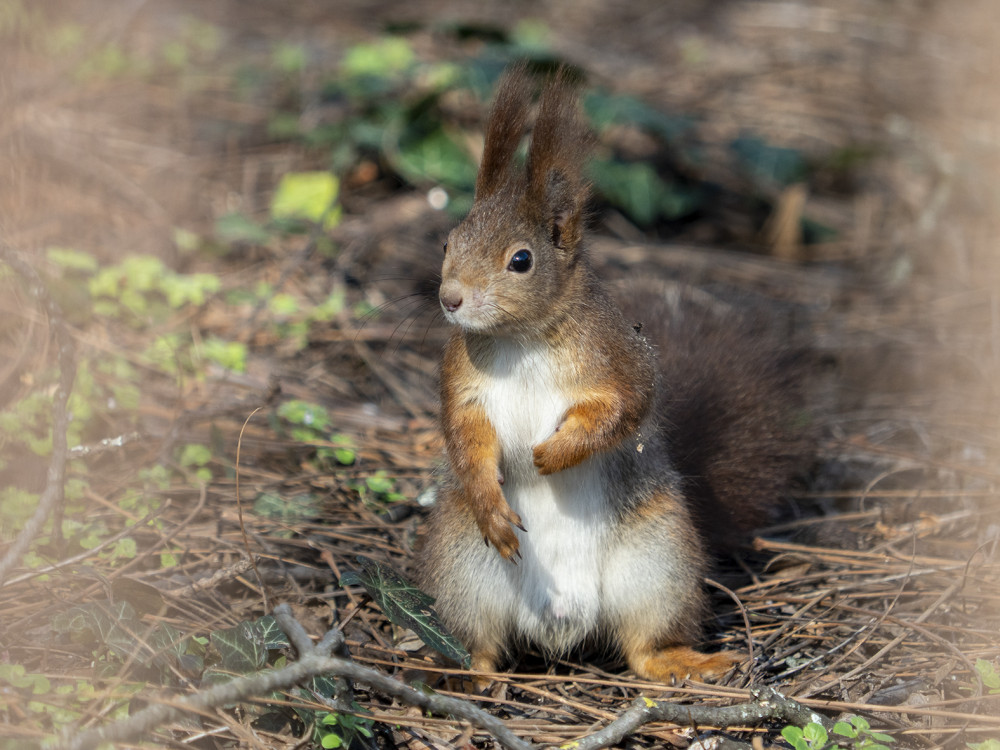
[
  {"x1": 444, "y1": 404, "x2": 523, "y2": 560},
  {"x1": 604, "y1": 489, "x2": 744, "y2": 684}
]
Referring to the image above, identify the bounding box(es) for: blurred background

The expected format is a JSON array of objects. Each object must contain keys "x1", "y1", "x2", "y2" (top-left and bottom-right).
[{"x1": 1, "y1": 1, "x2": 998, "y2": 747}]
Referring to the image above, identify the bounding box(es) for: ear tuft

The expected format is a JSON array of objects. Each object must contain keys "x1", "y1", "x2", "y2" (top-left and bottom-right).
[
  {"x1": 475, "y1": 64, "x2": 533, "y2": 201},
  {"x1": 527, "y1": 67, "x2": 592, "y2": 253}
]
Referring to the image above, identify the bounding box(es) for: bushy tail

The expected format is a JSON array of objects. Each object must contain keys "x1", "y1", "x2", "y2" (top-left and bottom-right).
[{"x1": 620, "y1": 284, "x2": 816, "y2": 546}]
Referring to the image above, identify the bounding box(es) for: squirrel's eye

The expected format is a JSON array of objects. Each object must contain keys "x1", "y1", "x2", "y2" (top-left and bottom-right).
[
  {"x1": 508, "y1": 249, "x2": 532, "y2": 273},
  {"x1": 442, "y1": 242, "x2": 448, "y2": 255}
]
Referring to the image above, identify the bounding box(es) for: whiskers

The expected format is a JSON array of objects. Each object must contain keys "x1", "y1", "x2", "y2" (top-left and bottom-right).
[{"x1": 354, "y1": 290, "x2": 442, "y2": 352}]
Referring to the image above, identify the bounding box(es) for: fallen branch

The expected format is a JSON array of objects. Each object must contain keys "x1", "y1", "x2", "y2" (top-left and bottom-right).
[
  {"x1": 566, "y1": 686, "x2": 830, "y2": 750},
  {"x1": 0, "y1": 244, "x2": 77, "y2": 585},
  {"x1": 60, "y1": 604, "x2": 534, "y2": 750},
  {"x1": 57, "y1": 604, "x2": 836, "y2": 750}
]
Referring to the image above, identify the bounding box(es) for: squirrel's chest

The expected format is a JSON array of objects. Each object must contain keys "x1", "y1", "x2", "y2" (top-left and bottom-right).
[
  {"x1": 478, "y1": 344, "x2": 570, "y2": 469},
  {"x1": 477, "y1": 343, "x2": 611, "y2": 649}
]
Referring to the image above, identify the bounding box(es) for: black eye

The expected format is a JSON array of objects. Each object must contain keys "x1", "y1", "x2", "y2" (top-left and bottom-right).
[
  {"x1": 442, "y1": 242, "x2": 448, "y2": 255},
  {"x1": 508, "y1": 249, "x2": 532, "y2": 273}
]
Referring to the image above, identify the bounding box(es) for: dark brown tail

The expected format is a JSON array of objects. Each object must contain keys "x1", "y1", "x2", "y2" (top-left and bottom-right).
[{"x1": 620, "y1": 284, "x2": 816, "y2": 546}]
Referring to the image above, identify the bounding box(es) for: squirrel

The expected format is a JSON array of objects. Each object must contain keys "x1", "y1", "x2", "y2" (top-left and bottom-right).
[{"x1": 418, "y1": 64, "x2": 812, "y2": 685}]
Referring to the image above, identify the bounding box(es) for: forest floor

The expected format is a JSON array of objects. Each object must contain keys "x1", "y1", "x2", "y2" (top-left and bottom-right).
[{"x1": 1, "y1": 1, "x2": 998, "y2": 748}]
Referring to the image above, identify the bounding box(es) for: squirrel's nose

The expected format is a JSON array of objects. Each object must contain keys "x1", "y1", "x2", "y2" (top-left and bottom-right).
[{"x1": 439, "y1": 280, "x2": 464, "y2": 312}]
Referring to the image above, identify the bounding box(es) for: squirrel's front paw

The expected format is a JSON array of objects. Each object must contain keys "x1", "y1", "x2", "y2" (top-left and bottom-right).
[
  {"x1": 533, "y1": 432, "x2": 588, "y2": 475},
  {"x1": 477, "y1": 502, "x2": 525, "y2": 562}
]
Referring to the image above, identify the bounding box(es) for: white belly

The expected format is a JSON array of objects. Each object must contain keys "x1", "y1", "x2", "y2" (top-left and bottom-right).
[{"x1": 479, "y1": 343, "x2": 611, "y2": 651}]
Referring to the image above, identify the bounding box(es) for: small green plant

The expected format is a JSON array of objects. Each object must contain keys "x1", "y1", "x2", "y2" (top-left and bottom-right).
[
  {"x1": 275, "y1": 400, "x2": 356, "y2": 468},
  {"x1": 351, "y1": 470, "x2": 403, "y2": 505},
  {"x1": 782, "y1": 717, "x2": 894, "y2": 750},
  {"x1": 975, "y1": 659, "x2": 1000, "y2": 694},
  {"x1": 315, "y1": 708, "x2": 375, "y2": 749},
  {"x1": 178, "y1": 443, "x2": 214, "y2": 483}
]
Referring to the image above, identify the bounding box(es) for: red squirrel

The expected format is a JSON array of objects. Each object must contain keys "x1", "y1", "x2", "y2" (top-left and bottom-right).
[{"x1": 419, "y1": 64, "x2": 811, "y2": 684}]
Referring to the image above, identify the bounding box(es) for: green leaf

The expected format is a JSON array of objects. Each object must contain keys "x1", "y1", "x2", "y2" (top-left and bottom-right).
[
  {"x1": 253, "y1": 492, "x2": 319, "y2": 523},
  {"x1": 730, "y1": 134, "x2": 807, "y2": 187},
  {"x1": 395, "y1": 128, "x2": 477, "y2": 191},
  {"x1": 305, "y1": 675, "x2": 344, "y2": 704},
  {"x1": 967, "y1": 741, "x2": 1000, "y2": 750},
  {"x1": 179, "y1": 443, "x2": 212, "y2": 467},
  {"x1": 107, "y1": 537, "x2": 137, "y2": 561},
  {"x1": 340, "y1": 555, "x2": 471, "y2": 669},
  {"x1": 273, "y1": 42, "x2": 307, "y2": 74},
  {"x1": 321, "y1": 732, "x2": 343, "y2": 749},
  {"x1": 781, "y1": 726, "x2": 809, "y2": 750},
  {"x1": 365, "y1": 471, "x2": 395, "y2": 495},
  {"x1": 268, "y1": 292, "x2": 300, "y2": 316},
  {"x1": 52, "y1": 601, "x2": 141, "y2": 661},
  {"x1": 583, "y1": 90, "x2": 695, "y2": 144},
  {"x1": 588, "y1": 159, "x2": 702, "y2": 225},
  {"x1": 201, "y1": 337, "x2": 247, "y2": 373},
  {"x1": 255, "y1": 615, "x2": 291, "y2": 650},
  {"x1": 342, "y1": 38, "x2": 414, "y2": 78},
  {"x1": 46, "y1": 247, "x2": 99, "y2": 274},
  {"x1": 147, "y1": 622, "x2": 188, "y2": 668},
  {"x1": 210, "y1": 620, "x2": 269, "y2": 673},
  {"x1": 975, "y1": 659, "x2": 1000, "y2": 692},
  {"x1": 215, "y1": 212, "x2": 271, "y2": 244},
  {"x1": 270, "y1": 171, "x2": 340, "y2": 229},
  {"x1": 833, "y1": 721, "x2": 858, "y2": 738},
  {"x1": 277, "y1": 399, "x2": 331, "y2": 431},
  {"x1": 850, "y1": 716, "x2": 871, "y2": 732},
  {"x1": 803, "y1": 722, "x2": 828, "y2": 747}
]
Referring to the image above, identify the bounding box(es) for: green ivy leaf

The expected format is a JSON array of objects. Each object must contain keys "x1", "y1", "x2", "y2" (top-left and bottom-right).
[
  {"x1": 588, "y1": 159, "x2": 702, "y2": 225},
  {"x1": 340, "y1": 555, "x2": 471, "y2": 668},
  {"x1": 52, "y1": 601, "x2": 141, "y2": 661},
  {"x1": 730, "y1": 134, "x2": 807, "y2": 187},
  {"x1": 255, "y1": 615, "x2": 291, "y2": 650},
  {"x1": 583, "y1": 90, "x2": 695, "y2": 144},
  {"x1": 395, "y1": 128, "x2": 476, "y2": 191},
  {"x1": 211, "y1": 620, "x2": 268, "y2": 673}
]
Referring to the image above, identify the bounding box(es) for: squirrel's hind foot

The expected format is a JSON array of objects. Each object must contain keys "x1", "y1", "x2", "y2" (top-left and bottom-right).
[{"x1": 627, "y1": 645, "x2": 744, "y2": 685}]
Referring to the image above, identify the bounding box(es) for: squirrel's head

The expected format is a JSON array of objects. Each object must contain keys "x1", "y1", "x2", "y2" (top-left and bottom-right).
[{"x1": 439, "y1": 64, "x2": 592, "y2": 337}]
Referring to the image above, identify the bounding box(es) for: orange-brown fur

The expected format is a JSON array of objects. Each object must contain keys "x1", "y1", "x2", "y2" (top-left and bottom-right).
[{"x1": 419, "y1": 64, "x2": 812, "y2": 685}]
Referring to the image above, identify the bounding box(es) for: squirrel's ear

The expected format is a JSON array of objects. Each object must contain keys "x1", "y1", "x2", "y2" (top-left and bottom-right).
[
  {"x1": 545, "y1": 171, "x2": 584, "y2": 251},
  {"x1": 475, "y1": 64, "x2": 532, "y2": 201},
  {"x1": 527, "y1": 68, "x2": 590, "y2": 253}
]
